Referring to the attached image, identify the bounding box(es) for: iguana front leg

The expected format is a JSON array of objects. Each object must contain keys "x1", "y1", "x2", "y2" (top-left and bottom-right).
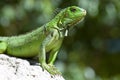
[
  {"x1": 39, "y1": 30, "x2": 61, "y2": 75},
  {"x1": 48, "y1": 51, "x2": 58, "y2": 65},
  {"x1": 48, "y1": 50, "x2": 62, "y2": 75},
  {"x1": 0, "y1": 41, "x2": 7, "y2": 53},
  {"x1": 39, "y1": 34, "x2": 51, "y2": 70}
]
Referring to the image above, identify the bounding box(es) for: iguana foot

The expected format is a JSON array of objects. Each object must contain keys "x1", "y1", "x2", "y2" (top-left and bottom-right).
[
  {"x1": 41, "y1": 63, "x2": 61, "y2": 75},
  {"x1": 48, "y1": 64, "x2": 62, "y2": 75}
]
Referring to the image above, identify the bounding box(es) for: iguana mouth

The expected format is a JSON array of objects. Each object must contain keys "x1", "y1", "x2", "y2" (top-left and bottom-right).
[{"x1": 67, "y1": 17, "x2": 84, "y2": 27}]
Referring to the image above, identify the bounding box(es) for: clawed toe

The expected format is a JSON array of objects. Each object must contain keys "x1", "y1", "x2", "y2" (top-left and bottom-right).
[{"x1": 41, "y1": 63, "x2": 62, "y2": 75}]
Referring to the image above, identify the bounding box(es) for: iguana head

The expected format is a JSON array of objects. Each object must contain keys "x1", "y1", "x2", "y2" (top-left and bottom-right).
[
  {"x1": 57, "y1": 6, "x2": 86, "y2": 29},
  {"x1": 50, "y1": 6, "x2": 86, "y2": 36},
  {"x1": 53, "y1": 6, "x2": 86, "y2": 36}
]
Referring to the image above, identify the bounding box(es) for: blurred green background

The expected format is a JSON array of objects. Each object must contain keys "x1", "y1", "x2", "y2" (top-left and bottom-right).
[{"x1": 0, "y1": 0, "x2": 120, "y2": 80}]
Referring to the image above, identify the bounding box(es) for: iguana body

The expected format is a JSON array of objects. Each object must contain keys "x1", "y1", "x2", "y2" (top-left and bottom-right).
[{"x1": 0, "y1": 6, "x2": 86, "y2": 75}]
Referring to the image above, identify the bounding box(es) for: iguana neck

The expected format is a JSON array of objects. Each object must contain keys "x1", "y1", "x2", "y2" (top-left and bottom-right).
[{"x1": 46, "y1": 11, "x2": 68, "y2": 37}]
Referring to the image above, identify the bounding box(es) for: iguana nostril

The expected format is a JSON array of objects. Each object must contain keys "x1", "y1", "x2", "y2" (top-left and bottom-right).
[{"x1": 80, "y1": 8, "x2": 86, "y2": 16}]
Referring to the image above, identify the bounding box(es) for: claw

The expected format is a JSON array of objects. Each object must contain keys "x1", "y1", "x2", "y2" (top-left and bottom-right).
[{"x1": 41, "y1": 63, "x2": 62, "y2": 75}]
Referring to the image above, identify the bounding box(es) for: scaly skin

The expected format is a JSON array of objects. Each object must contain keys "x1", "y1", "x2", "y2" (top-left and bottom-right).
[{"x1": 0, "y1": 6, "x2": 86, "y2": 75}]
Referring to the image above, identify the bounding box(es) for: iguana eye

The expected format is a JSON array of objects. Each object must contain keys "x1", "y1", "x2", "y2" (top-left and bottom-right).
[{"x1": 70, "y1": 7, "x2": 77, "y2": 12}]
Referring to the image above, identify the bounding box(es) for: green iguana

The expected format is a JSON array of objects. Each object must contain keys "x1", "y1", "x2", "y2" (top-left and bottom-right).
[{"x1": 0, "y1": 6, "x2": 86, "y2": 75}]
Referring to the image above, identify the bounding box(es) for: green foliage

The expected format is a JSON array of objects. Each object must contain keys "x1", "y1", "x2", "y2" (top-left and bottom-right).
[{"x1": 0, "y1": 0, "x2": 120, "y2": 80}]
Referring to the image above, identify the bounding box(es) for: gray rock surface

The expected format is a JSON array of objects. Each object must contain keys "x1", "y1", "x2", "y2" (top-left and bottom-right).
[{"x1": 0, "y1": 54, "x2": 65, "y2": 80}]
